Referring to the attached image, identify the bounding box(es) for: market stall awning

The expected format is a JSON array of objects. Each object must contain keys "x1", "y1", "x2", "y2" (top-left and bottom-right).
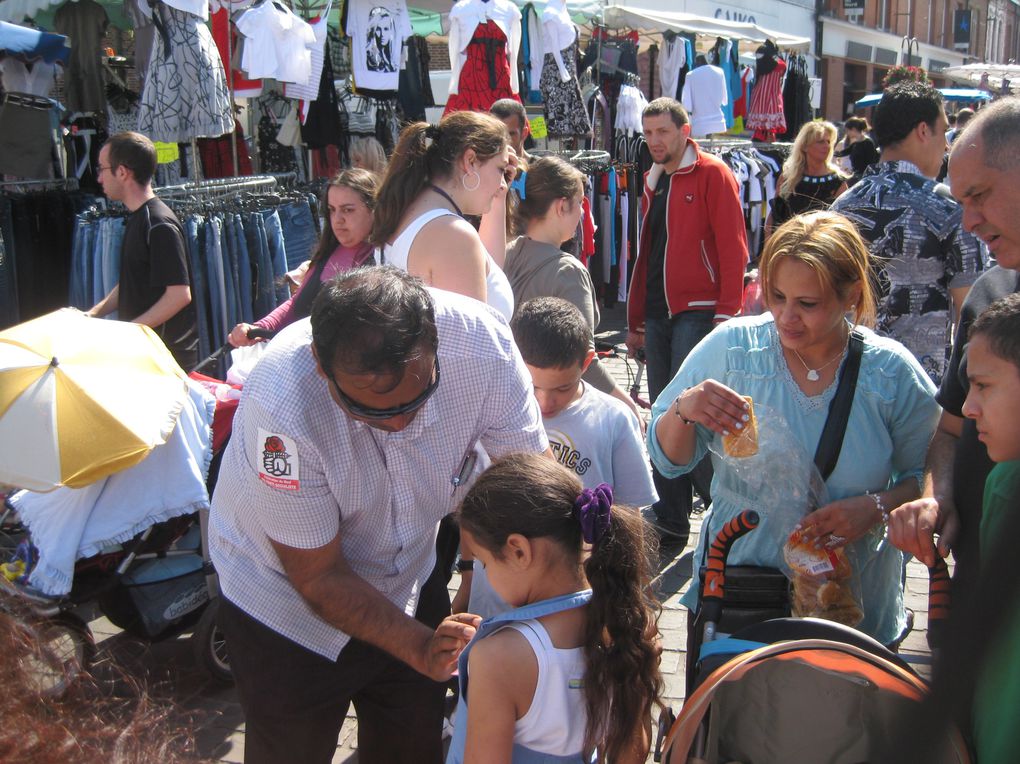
[
  {"x1": 0, "y1": 19, "x2": 68, "y2": 63},
  {"x1": 601, "y1": 4, "x2": 811, "y2": 50},
  {"x1": 941, "y1": 62, "x2": 1020, "y2": 93},
  {"x1": 855, "y1": 87, "x2": 993, "y2": 107}
]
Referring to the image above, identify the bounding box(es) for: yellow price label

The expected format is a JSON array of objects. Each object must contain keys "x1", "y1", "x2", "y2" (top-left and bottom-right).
[
  {"x1": 154, "y1": 141, "x2": 180, "y2": 164},
  {"x1": 529, "y1": 116, "x2": 548, "y2": 139}
]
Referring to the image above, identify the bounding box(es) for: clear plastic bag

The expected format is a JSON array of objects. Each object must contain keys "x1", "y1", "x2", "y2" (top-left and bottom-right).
[{"x1": 707, "y1": 400, "x2": 864, "y2": 627}]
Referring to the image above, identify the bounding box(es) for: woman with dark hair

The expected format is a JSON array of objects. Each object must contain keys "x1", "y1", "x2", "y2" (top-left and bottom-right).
[
  {"x1": 373, "y1": 110, "x2": 516, "y2": 320},
  {"x1": 835, "y1": 116, "x2": 880, "y2": 185},
  {"x1": 228, "y1": 169, "x2": 378, "y2": 346}
]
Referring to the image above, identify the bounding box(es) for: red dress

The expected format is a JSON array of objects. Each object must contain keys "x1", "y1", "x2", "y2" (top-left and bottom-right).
[
  {"x1": 444, "y1": 20, "x2": 520, "y2": 116},
  {"x1": 747, "y1": 58, "x2": 787, "y2": 141}
]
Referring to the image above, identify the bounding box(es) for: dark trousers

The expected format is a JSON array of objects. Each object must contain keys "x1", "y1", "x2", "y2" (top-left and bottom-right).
[
  {"x1": 218, "y1": 561, "x2": 451, "y2": 764},
  {"x1": 645, "y1": 311, "x2": 715, "y2": 535}
]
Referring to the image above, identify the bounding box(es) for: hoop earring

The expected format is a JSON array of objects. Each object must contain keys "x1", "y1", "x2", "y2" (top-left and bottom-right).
[{"x1": 462, "y1": 170, "x2": 480, "y2": 192}]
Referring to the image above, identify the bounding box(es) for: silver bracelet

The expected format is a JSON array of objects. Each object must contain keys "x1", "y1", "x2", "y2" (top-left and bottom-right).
[
  {"x1": 867, "y1": 491, "x2": 889, "y2": 526},
  {"x1": 673, "y1": 389, "x2": 695, "y2": 426}
]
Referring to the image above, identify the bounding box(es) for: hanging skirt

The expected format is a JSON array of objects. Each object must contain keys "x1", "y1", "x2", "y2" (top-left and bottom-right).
[
  {"x1": 138, "y1": 4, "x2": 234, "y2": 143},
  {"x1": 539, "y1": 39, "x2": 591, "y2": 137},
  {"x1": 444, "y1": 20, "x2": 520, "y2": 116}
]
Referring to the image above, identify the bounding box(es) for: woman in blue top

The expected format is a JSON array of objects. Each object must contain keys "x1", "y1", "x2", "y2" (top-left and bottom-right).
[{"x1": 649, "y1": 211, "x2": 940, "y2": 647}]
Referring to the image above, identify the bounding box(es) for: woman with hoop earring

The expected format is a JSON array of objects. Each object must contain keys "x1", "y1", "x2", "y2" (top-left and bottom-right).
[{"x1": 373, "y1": 110, "x2": 516, "y2": 320}]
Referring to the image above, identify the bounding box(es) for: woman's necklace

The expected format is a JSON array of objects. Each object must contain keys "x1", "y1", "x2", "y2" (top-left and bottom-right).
[
  {"x1": 791, "y1": 334, "x2": 849, "y2": 382},
  {"x1": 428, "y1": 184, "x2": 463, "y2": 218}
]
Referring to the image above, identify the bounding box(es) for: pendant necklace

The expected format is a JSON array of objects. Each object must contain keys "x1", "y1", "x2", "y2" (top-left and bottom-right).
[{"x1": 792, "y1": 336, "x2": 848, "y2": 382}]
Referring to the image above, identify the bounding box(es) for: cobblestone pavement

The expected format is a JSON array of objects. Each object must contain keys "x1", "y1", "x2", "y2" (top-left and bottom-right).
[{"x1": 87, "y1": 303, "x2": 937, "y2": 762}]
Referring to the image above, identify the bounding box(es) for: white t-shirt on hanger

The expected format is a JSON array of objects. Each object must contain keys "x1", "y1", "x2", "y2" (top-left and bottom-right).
[
  {"x1": 682, "y1": 64, "x2": 728, "y2": 137},
  {"x1": 235, "y1": 1, "x2": 316, "y2": 84},
  {"x1": 346, "y1": 0, "x2": 413, "y2": 92}
]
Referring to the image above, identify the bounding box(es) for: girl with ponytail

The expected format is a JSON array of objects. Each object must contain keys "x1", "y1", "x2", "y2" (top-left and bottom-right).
[
  {"x1": 447, "y1": 452, "x2": 662, "y2": 764},
  {"x1": 372, "y1": 110, "x2": 517, "y2": 320}
]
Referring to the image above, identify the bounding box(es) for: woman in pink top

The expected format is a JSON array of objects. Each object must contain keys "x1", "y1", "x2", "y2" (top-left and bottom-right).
[{"x1": 228, "y1": 169, "x2": 378, "y2": 346}]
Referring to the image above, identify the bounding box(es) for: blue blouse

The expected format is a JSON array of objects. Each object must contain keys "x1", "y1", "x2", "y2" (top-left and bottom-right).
[{"x1": 648, "y1": 314, "x2": 940, "y2": 645}]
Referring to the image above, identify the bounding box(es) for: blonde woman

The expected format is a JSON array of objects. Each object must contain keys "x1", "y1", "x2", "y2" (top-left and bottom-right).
[{"x1": 766, "y1": 121, "x2": 848, "y2": 237}]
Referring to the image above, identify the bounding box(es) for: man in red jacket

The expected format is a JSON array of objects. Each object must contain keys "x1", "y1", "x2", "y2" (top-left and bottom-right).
[{"x1": 626, "y1": 97, "x2": 748, "y2": 549}]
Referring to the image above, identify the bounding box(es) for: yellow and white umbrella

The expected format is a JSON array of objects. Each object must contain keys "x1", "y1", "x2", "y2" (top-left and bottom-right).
[{"x1": 0, "y1": 309, "x2": 190, "y2": 491}]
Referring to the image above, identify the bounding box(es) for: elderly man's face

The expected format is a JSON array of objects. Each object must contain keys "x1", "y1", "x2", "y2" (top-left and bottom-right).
[{"x1": 950, "y1": 131, "x2": 1020, "y2": 271}]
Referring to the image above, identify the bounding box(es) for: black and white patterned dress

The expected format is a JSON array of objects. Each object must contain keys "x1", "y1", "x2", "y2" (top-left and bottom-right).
[
  {"x1": 539, "y1": 37, "x2": 591, "y2": 137},
  {"x1": 138, "y1": 3, "x2": 234, "y2": 143}
]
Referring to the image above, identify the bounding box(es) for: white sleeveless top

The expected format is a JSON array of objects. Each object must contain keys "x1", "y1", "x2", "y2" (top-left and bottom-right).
[
  {"x1": 500, "y1": 618, "x2": 588, "y2": 756},
  {"x1": 383, "y1": 208, "x2": 514, "y2": 321}
]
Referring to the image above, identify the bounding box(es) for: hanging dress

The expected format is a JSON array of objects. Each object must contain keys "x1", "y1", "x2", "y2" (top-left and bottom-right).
[
  {"x1": 539, "y1": 31, "x2": 591, "y2": 137},
  {"x1": 746, "y1": 57, "x2": 787, "y2": 140},
  {"x1": 138, "y1": 3, "x2": 234, "y2": 143},
  {"x1": 444, "y1": 20, "x2": 519, "y2": 115}
]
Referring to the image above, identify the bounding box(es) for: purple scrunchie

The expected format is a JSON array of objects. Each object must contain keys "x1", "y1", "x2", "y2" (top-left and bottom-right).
[{"x1": 573, "y1": 483, "x2": 613, "y2": 545}]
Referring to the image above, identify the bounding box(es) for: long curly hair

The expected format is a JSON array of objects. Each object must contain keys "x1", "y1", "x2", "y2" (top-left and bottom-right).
[
  {"x1": 779, "y1": 121, "x2": 845, "y2": 198},
  {"x1": 457, "y1": 453, "x2": 663, "y2": 761}
]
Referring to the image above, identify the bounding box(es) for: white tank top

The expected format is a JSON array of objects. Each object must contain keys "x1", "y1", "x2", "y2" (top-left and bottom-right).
[
  {"x1": 383, "y1": 209, "x2": 515, "y2": 321},
  {"x1": 501, "y1": 618, "x2": 588, "y2": 757}
]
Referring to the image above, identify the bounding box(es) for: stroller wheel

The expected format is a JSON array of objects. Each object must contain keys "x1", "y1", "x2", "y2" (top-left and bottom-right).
[
  {"x1": 193, "y1": 597, "x2": 233, "y2": 684},
  {"x1": 23, "y1": 612, "x2": 96, "y2": 698}
]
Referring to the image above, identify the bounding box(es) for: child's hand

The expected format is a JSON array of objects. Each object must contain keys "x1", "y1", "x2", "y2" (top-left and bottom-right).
[{"x1": 420, "y1": 613, "x2": 482, "y2": 681}]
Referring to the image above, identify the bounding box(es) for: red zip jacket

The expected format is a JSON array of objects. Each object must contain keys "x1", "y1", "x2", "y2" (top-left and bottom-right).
[{"x1": 627, "y1": 140, "x2": 748, "y2": 332}]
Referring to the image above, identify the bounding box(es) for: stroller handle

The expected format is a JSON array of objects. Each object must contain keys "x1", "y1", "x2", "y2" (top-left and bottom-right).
[
  {"x1": 701, "y1": 509, "x2": 760, "y2": 616},
  {"x1": 926, "y1": 557, "x2": 951, "y2": 651}
]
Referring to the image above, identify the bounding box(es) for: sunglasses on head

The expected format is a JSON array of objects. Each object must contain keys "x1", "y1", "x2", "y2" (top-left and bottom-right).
[{"x1": 327, "y1": 357, "x2": 440, "y2": 421}]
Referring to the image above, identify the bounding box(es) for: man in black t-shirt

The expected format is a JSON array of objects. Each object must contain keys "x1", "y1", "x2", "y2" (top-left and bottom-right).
[
  {"x1": 88, "y1": 132, "x2": 197, "y2": 370},
  {"x1": 888, "y1": 97, "x2": 1020, "y2": 601}
]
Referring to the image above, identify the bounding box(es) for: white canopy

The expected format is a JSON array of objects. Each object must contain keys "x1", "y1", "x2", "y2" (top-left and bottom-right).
[
  {"x1": 601, "y1": 3, "x2": 812, "y2": 50},
  {"x1": 941, "y1": 63, "x2": 1020, "y2": 94}
]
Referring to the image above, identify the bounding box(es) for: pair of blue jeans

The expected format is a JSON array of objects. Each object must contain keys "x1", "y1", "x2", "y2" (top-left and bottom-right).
[
  {"x1": 644, "y1": 310, "x2": 716, "y2": 534},
  {"x1": 228, "y1": 213, "x2": 254, "y2": 324},
  {"x1": 183, "y1": 215, "x2": 211, "y2": 362},
  {"x1": 69, "y1": 214, "x2": 94, "y2": 310},
  {"x1": 260, "y1": 208, "x2": 290, "y2": 305},
  {"x1": 278, "y1": 200, "x2": 318, "y2": 271},
  {"x1": 203, "y1": 216, "x2": 228, "y2": 352},
  {"x1": 246, "y1": 211, "x2": 277, "y2": 320}
]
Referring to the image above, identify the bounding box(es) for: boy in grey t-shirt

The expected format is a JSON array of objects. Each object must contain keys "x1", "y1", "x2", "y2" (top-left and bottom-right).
[{"x1": 456, "y1": 298, "x2": 657, "y2": 618}]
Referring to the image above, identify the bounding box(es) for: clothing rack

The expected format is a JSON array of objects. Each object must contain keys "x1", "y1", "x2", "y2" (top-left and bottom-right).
[
  {"x1": 0, "y1": 177, "x2": 79, "y2": 190},
  {"x1": 530, "y1": 149, "x2": 612, "y2": 172},
  {"x1": 155, "y1": 175, "x2": 280, "y2": 200}
]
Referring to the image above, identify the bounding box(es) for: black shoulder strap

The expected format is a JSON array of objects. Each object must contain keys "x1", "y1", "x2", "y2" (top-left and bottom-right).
[{"x1": 813, "y1": 329, "x2": 865, "y2": 482}]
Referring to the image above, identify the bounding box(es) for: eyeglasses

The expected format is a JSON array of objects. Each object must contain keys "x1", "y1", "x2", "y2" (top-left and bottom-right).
[
  {"x1": 326, "y1": 357, "x2": 440, "y2": 421},
  {"x1": 97, "y1": 164, "x2": 114, "y2": 175}
]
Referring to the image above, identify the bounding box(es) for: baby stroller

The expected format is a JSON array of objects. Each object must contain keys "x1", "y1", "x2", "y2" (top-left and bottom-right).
[
  {"x1": 655, "y1": 510, "x2": 968, "y2": 764},
  {"x1": 0, "y1": 362, "x2": 247, "y2": 695}
]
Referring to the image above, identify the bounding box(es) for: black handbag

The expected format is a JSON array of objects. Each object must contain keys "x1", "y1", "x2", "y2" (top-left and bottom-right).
[{"x1": 699, "y1": 330, "x2": 866, "y2": 629}]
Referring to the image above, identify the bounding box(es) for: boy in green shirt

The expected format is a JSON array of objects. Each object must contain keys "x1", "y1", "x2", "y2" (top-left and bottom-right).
[{"x1": 961, "y1": 292, "x2": 1020, "y2": 763}]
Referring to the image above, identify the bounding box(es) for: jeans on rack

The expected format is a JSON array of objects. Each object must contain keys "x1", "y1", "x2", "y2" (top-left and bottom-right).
[
  {"x1": 184, "y1": 215, "x2": 211, "y2": 362},
  {"x1": 278, "y1": 201, "x2": 318, "y2": 271},
  {"x1": 69, "y1": 215, "x2": 94, "y2": 311},
  {"x1": 214, "y1": 213, "x2": 240, "y2": 334},
  {"x1": 97, "y1": 217, "x2": 124, "y2": 305},
  {"x1": 260, "y1": 209, "x2": 290, "y2": 305},
  {"x1": 246, "y1": 212, "x2": 276, "y2": 320},
  {"x1": 229, "y1": 213, "x2": 254, "y2": 324},
  {"x1": 204, "y1": 216, "x2": 229, "y2": 352}
]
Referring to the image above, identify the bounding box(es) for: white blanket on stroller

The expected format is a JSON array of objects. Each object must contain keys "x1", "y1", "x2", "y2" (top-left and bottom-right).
[{"x1": 9, "y1": 381, "x2": 216, "y2": 596}]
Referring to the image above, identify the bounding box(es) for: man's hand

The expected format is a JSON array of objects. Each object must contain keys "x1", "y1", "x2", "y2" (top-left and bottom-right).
[
  {"x1": 625, "y1": 330, "x2": 644, "y2": 358},
  {"x1": 418, "y1": 613, "x2": 481, "y2": 681},
  {"x1": 888, "y1": 498, "x2": 959, "y2": 568}
]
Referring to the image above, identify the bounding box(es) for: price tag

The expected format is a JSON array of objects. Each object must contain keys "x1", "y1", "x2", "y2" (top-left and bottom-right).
[
  {"x1": 529, "y1": 116, "x2": 548, "y2": 139},
  {"x1": 154, "y1": 142, "x2": 180, "y2": 164}
]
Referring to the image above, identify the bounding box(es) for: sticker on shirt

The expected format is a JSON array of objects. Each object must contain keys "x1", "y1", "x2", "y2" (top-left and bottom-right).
[{"x1": 257, "y1": 429, "x2": 300, "y2": 491}]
